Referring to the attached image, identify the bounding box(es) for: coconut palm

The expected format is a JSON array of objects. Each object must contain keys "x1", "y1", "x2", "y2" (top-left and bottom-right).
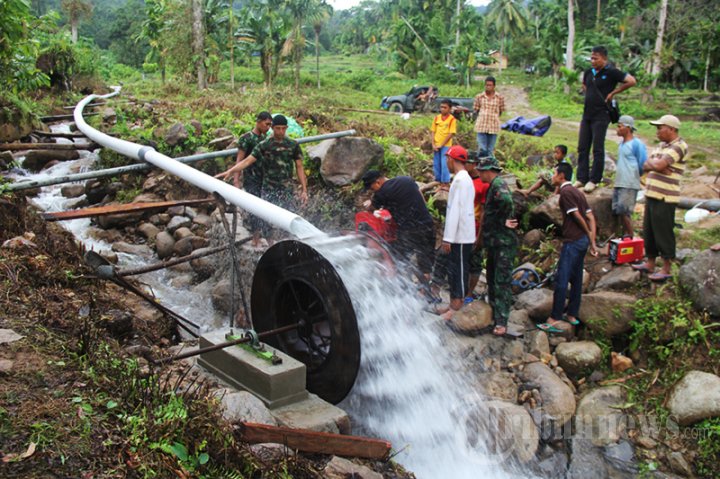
[
  {"x1": 61, "y1": 0, "x2": 92, "y2": 43},
  {"x1": 282, "y1": 0, "x2": 332, "y2": 91},
  {"x1": 310, "y1": 1, "x2": 332, "y2": 88},
  {"x1": 485, "y1": 0, "x2": 528, "y2": 74}
]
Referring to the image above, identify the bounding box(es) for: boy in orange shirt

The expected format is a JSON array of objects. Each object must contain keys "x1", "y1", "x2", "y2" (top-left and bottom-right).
[{"x1": 431, "y1": 99, "x2": 457, "y2": 190}]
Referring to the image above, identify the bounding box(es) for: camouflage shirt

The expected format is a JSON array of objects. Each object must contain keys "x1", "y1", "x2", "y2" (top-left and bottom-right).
[
  {"x1": 482, "y1": 176, "x2": 517, "y2": 247},
  {"x1": 251, "y1": 136, "x2": 303, "y2": 192},
  {"x1": 237, "y1": 130, "x2": 266, "y2": 193}
]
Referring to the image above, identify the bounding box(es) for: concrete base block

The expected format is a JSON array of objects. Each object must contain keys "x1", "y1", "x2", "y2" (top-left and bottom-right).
[
  {"x1": 271, "y1": 393, "x2": 352, "y2": 435},
  {"x1": 198, "y1": 329, "x2": 308, "y2": 408}
]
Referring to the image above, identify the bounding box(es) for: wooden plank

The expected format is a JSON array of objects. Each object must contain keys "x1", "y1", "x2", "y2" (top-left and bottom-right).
[
  {"x1": 42, "y1": 198, "x2": 214, "y2": 222},
  {"x1": 237, "y1": 422, "x2": 392, "y2": 460},
  {"x1": 0, "y1": 142, "x2": 97, "y2": 151}
]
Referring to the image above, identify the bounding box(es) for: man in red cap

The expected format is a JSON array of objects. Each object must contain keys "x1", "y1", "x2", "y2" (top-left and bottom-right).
[{"x1": 438, "y1": 145, "x2": 476, "y2": 320}]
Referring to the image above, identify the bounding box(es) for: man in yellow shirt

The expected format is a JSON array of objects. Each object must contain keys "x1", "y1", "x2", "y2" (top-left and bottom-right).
[{"x1": 431, "y1": 99, "x2": 457, "y2": 189}]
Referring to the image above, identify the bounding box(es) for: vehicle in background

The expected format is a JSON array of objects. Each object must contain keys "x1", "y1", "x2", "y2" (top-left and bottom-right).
[{"x1": 380, "y1": 86, "x2": 476, "y2": 120}]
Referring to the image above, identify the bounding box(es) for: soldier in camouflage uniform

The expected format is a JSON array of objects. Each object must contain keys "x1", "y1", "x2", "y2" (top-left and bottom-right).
[
  {"x1": 217, "y1": 114, "x2": 308, "y2": 240},
  {"x1": 231, "y1": 111, "x2": 272, "y2": 245},
  {"x1": 476, "y1": 156, "x2": 518, "y2": 336}
]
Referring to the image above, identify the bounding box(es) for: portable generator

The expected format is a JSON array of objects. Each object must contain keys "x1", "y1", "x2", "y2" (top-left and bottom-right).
[{"x1": 608, "y1": 237, "x2": 645, "y2": 265}]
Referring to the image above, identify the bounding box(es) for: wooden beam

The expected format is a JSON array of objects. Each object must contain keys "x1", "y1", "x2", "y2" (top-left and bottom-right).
[
  {"x1": 237, "y1": 422, "x2": 392, "y2": 460},
  {"x1": 1, "y1": 143, "x2": 97, "y2": 151},
  {"x1": 42, "y1": 198, "x2": 215, "y2": 222}
]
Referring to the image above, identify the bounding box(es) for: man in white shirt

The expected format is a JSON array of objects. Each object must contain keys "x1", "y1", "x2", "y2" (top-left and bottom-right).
[{"x1": 439, "y1": 145, "x2": 476, "y2": 320}]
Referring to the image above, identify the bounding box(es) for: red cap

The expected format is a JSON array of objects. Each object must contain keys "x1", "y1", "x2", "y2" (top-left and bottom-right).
[{"x1": 446, "y1": 145, "x2": 468, "y2": 162}]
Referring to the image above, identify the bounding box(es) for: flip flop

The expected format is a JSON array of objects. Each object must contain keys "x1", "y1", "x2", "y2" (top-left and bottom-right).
[
  {"x1": 649, "y1": 272, "x2": 672, "y2": 282},
  {"x1": 563, "y1": 315, "x2": 581, "y2": 326},
  {"x1": 631, "y1": 263, "x2": 652, "y2": 273},
  {"x1": 536, "y1": 323, "x2": 564, "y2": 334},
  {"x1": 464, "y1": 296, "x2": 474, "y2": 305}
]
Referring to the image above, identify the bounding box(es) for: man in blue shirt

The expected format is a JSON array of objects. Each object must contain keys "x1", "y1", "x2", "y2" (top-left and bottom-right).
[{"x1": 613, "y1": 115, "x2": 647, "y2": 238}]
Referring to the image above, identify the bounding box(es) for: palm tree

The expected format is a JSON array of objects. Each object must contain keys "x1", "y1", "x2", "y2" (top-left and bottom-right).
[
  {"x1": 192, "y1": 0, "x2": 206, "y2": 90},
  {"x1": 566, "y1": 0, "x2": 575, "y2": 72},
  {"x1": 238, "y1": 0, "x2": 289, "y2": 88},
  {"x1": 61, "y1": 0, "x2": 92, "y2": 43},
  {"x1": 311, "y1": 1, "x2": 332, "y2": 89},
  {"x1": 486, "y1": 0, "x2": 528, "y2": 74},
  {"x1": 282, "y1": 0, "x2": 332, "y2": 92},
  {"x1": 649, "y1": 0, "x2": 668, "y2": 88}
]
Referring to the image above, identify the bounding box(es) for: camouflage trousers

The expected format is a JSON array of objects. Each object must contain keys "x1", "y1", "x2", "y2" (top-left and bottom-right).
[{"x1": 485, "y1": 242, "x2": 517, "y2": 327}]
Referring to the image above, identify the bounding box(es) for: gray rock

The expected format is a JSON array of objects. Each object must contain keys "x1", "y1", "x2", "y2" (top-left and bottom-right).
[
  {"x1": 585, "y1": 188, "x2": 618, "y2": 239},
  {"x1": 0, "y1": 150, "x2": 14, "y2": 170},
  {"x1": 101, "y1": 107, "x2": 116, "y2": 123},
  {"x1": 323, "y1": 456, "x2": 382, "y2": 479},
  {"x1": 575, "y1": 385, "x2": 627, "y2": 446},
  {"x1": 556, "y1": 341, "x2": 603, "y2": 376},
  {"x1": 478, "y1": 371, "x2": 518, "y2": 402},
  {"x1": 189, "y1": 119, "x2": 202, "y2": 136},
  {"x1": 192, "y1": 214, "x2": 213, "y2": 228},
  {"x1": 0, "y1": 329, "x2": 24, "y2": 344},
  {"x1": 111, "y1": 242, "x2": 153, "y2": 257},
  {"x1": 164, "y1": 122, "x2": 188, "y2": 146},
  {"x1": 567, "y1": 438, "x2": 608, "y2": 479},
  {"x1": 514, "y1": 288, "x2": 554, "y2": 321},
  {"x1": 529, "y1": 194, "x2": 562, "y2": 230},
  {"x1": 173, "y1": 236, "x2": 196, "y2": 256},
  {"x1": 309, "y1": 137, "x2": 384, "y2": 186},
  {"x1": 679, "y1": 249, "x2": 720, "y2": 317},
  {"x1": 595, "y1": 265, "x2": 640, "y2": 291},
  {"x1": 520, "y1": 362, "x2": 576, "y2": 425},
  {"x1": 480, "y1": 400, "x2": 540, "y2": 463},
  {"x1": 212, "y1": 279, "x2": 233, "y2": 314},
  {"x1": 149, "y1": 213, "x2": 170, "y2": 226},
  {"x1": 22, "y1": 149, "x2": 79, "y2": 171},
  {"x1": 137, "y1": 223, "x2": 160, "y2": 241},
  {"x1": 603, "y1": 440, "x2": 637, "y2": 475},
  {"x1": 97, "y1": 211, "x2": 145, "y2": 229},
  {"x1": 190, "y1": 254, "x2": 215, "y2": 280},
  {"x1": 209, "y1": 135, "x2": 234, "y2": 150},
  {"x1": 388, "y1": 144, "x2": 404, "y2": 155},
  {"x1": 448, "y1": 301, "x2": 493, "y2": 333},
  {"x1": 155, "y1": 231, "x2": 175, "y2": 259},
  {"x1": 527, "y1": 330, "x2": 550, "y2": 358},
  {"x1": 523, "y1": 229, "x2": 546, "y2": 248},
  {"x1": 61, "y1": 184, "x2": 85, "y2": 198},
  {"x1": 579, "y1": 291, "x2": 636, "y2": 336},
  {"x1": 675, "y1": 248, "x2": 698, "y2": 263},
  {"x1": 173, "y1": 226, "x2": 194, "y2": 240},
  {"x1": 667, "y1": 370, "x2": 720, "y2": 426},
  {"x1": 509, "y1": 309, "x2": 533, "y2": 329},
  {"x1": 666, "y1": 451, "x2": 693, "y2": 477},
  {"x1": 213, "y1": 127, "x2": 232, "y2": 138},
  {"x1": 218, "y1": 390, "x2": 277, "y2": 426},
  {"x1": 0, "y1": 359, "x2": 14, "y2": 373},
  {"x1": 166, "y1": 215, "x2": 192, "y2": 233}
]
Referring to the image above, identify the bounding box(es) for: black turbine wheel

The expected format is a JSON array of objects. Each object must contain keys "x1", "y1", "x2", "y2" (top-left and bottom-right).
[{"x1": 251, "y1": 240, "x2": 361, "y2": 404}]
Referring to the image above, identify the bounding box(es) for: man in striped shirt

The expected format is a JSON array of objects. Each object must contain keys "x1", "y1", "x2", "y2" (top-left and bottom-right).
[{"x1": 632, "y1": 115, "x2": 688, "y2": 282}]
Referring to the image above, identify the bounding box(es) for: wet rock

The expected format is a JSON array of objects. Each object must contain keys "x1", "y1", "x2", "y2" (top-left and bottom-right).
[
  {"x1": 523, "y1": 229, "x2": 545, "y2": 248},
  {"x1": 667, "y1": 451, "x2": 692, "y2": 477},
  {"x1": 22, "y1": 149, "x2": 80, "y2": 171},
  {"x1": 137, "y1": 222, "x2": 160, "y2": 241},
  {"x1": 527, "y1": 330, "x2": 550, "y2": 357},
  {"x1": 679, "y1": 249, "x2": 720, "y2": 317},
  {"x1": 218, "y1": 390, "x2": 277, "y2": 426},
  {"x1": 155, "y1": 231, "x2": 175, "y2": 259},
  {"x1": 448, "y1": 301, "x2": 493, "y2": 333},
  {"x1": 595, "y1": 265, "x2": 640, "y2": 291},
  {"x1": 531, "y1": 446, "x2": 568, "y2": 479},
  {"x1": 478, "y1": 371, "x2": 518, "y2": 402},
  {"x1": 480, "y1": 400, "x2": 539, "y2": 463},
  {"x1": 667, "y1": 370, "x2": 720, "y2": 426},
  {"x1": 272, "y1": 393, "x2": 350, "y2": 434},
  {"x1": 0, "y1": 329, "x2": 24, "y2": 344},
  {"x1": 514, "y1": 288, "x2": 554, "y2": 321},
  {"x1": 111, "y1": 242, "x2": 153, "y2": 257},
  {"x1": 555, "y1": 341, "x2": 602, "y2": 376},
  {"x1": 635, "y1": 436, "x2": 657, "y2": 449},
  {"x1": 97, "y1": 211, "x2": 145, "y2": 229},
  {"x1": 0, "y1": 150, "x2": 14, "y2": 169},
  {"x1": 603, "y1": 440, "x2": 636, "y2": 475},
  {"x1": 149, "y1": 213, "x2": 170, "y2": 226},
  {"x1": 308, "y1": 137, "x2": 384, "y2": 186},
  {"x1": 323, "y1": 456, "x2": 382, "y2": 479},
  {"x1": 579, "y1": 291, "x2": 636, "y2": 336},
  {"x1": 193, "y1": 213, "x2": 213, "y2": 228},
  {"x1": 166, "y1": 215, "x2": 192, "y2": 233},
  {"x1": 173, "y1": 226, "x2": 194, "y2": 240},
  {"x1": 173, "y1": 236, "x2": 197, "y2": 256},
  {"x1": 575, "y1": 385, "x2": 627, "y2": 446},
  {"x1": 520, "y1": 362, "x2": 576, "y2": 425},
  {"x1": 211, "y1": 278, "x2": 233, "y2": 314},
  {"x1": 164, "y1": 122, "x2": 188, "y2": 146},
  {"x1": 61, "y1": 184, "x2": 85, "y2": 198},
  {"x1": 190, "y1": 254, "x2": 215, "y2": 280}
]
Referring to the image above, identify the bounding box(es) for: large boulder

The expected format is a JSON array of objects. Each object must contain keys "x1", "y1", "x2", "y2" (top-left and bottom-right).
[
  {"x1": 0, "y1": 106, "x2": 34, "y2": 142},
  {"x1": 479, "y1": 400, "x2": 540, "y2": 463},
  {"x1": 679, "y1": 249, "x2": 720, "y2": 317},
  {"x1": 579, "y1": 291, "x2": 636, "y2": 336},
  {"x1": 520, "y1": 362, "x2": 576, "y2": 425},
  {"x1": 555, "y1": 341, "x2": 603, "y2": 376},
  {"x1": 448, "y1": 301, "x2": 493, "y2": 333},
  {"x1": 584, "y1": 188, "x2": 617, "y2": 239},
  {"x1": 307, "y1": 137, "x2": 384, "y2": 186},
  {"x1": 514, "y1": 288, "x2": 554, "y2": 321},
  {"x1": 218, "y1": 390, "x2": 277, "y2": 426},
  {"x1": 155, "y1": 231, "x2": 175, "y2": 259},
  {"x1": 22, "y1": 149, "x2": 79, "y2": 171},
  {"x1": 595, "y1": 265, "x2": 640, "y2": 291},
  {"x1": 574, "y1": 386, "x2": 627, "y2": 446},
  {"x1": 529, "y1": 194, "x2": 562, "y2": 230},
  {"x1": 164, "y1": 122, "x2": 188, "y2": 146},
  {"x1": 667, "y1": 370, "x2": 720, "y2": 426},
  {"x1": 477, "y1": 371, "x2": 518, "y2": 402}
]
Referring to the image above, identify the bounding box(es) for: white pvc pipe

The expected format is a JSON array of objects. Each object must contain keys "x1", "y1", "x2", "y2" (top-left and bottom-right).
[{"x1": 73, "y1": 87, "x2": 323, "y2": 239}]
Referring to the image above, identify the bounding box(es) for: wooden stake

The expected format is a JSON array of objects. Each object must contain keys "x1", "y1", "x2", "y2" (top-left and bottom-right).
[{"x1": 237, "y1": 422, "x2": 392, "y2": 460}]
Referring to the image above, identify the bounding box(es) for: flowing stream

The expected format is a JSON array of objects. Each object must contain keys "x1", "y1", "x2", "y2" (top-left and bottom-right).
[{"x1": 9, "y1": 124, "x2": 534, "y2": 478}]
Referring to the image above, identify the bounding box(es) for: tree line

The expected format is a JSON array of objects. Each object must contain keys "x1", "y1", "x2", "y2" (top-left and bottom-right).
[{"x1": 1, "y1": 0, "x2": 719, "y2": 99}]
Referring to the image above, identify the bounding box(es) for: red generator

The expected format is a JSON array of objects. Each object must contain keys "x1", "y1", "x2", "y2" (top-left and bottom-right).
[
  {"x1": 608, "y1": 237, "x2": 645, "y2": 265},
  {"x1": 354, "y1": 209, "x2": 397, "y2": 244}
]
